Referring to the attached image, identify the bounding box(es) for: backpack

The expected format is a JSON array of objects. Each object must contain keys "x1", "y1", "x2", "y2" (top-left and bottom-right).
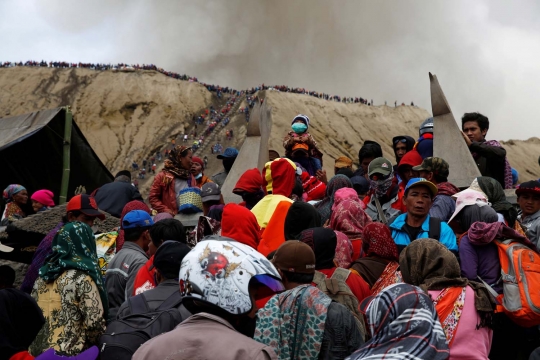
[
  {"x1": 99, "y1": 291, "x2": 184, "y2": 359},
  {"x1": 488, "y1": 239, "x2": 540, "y2": 327},
  {"x1": 428, "y1": 217, "x2": 441, "y2": 240},
  {"x1": 313, "y1": 268, "x2": 367, "y2": 340}
]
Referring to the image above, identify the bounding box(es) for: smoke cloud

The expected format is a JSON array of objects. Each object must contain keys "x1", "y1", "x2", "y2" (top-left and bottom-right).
[{"x1": 1, "y1": 0, "x2": 539, "y2": 140}]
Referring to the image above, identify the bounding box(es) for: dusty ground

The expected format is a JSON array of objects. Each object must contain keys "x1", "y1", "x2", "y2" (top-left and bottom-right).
[{"x1": 1, "y1": 66, "x2": 538, "y2": 203}]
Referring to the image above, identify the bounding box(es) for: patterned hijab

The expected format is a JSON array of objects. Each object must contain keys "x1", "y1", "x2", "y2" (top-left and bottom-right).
[
  {"x1": 348, "y1": 283, "x2": 449, "y2": 360},
  {"x1": 330, "y1": 198, "x2": 372, "y2": 240},
  {"x1": 399, "y1": 238, "x2": 494, "y2": 323},
  {"x1": 163, "y1": 145, "x2": 192, "y2": 179},
  {"x1": 362, "y1": 222, "x2": 398, "y2": 261},
  {"x1": 2, "y1": 184, "x2": 25, "y2": 202},
  {"x1": 254, "y1": 284, "x2": 332, "y2": 360},
  {"x1": 314, "y1": 175, "x2": 353, "y2": 223},
  {"x1": 116, "y1": 201, "x2": 151, "y2": 252},
  {"x1": 39, "y1": 221, "x2": 109, "y2": 318},
  {"x1": 334, "y1": 231, "x2": 353, "y2": 268}
]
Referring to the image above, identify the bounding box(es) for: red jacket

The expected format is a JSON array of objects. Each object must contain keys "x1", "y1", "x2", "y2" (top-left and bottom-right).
[
  {"x1": 149, "y1": 171, "x2": 196, "y2": 214},
  {"x1": 133, "y1": 256, "x2": 156, "y2": 295}
]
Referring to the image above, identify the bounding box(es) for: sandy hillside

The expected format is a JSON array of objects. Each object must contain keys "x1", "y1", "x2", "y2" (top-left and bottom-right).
[{"x1": 1, "y1": 66, "x2": 539, "y2": 199}]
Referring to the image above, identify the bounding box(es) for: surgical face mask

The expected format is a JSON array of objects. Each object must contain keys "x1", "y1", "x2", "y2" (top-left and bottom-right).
[
  {"x1": 291, "y1": 123, "x2": 308, "y2": 134},
  {"x1": 195, "y1": 173, "x2": 203, "y2": 180}
]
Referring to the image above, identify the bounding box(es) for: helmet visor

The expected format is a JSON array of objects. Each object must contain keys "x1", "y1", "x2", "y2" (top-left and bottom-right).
[{"x1": 251, "y1": 274, "x2": 285, "y2": 296}]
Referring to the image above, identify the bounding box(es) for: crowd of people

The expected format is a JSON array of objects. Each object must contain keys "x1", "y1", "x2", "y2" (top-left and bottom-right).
[
  {"x1": 2, "y1": 97, "x2": 540, "y2": 360},
  {"x1": 0, "y1": 60, "x2": 387, "y2": 106}
]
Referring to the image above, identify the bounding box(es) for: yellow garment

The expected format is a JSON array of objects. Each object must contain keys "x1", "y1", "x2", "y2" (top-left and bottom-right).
[
  {"x1": 251, "y1": 194, "x2": 293, "y2": 228},
  {"x1": 29, "y1": 269, "x2": 106, "y2": 356}
]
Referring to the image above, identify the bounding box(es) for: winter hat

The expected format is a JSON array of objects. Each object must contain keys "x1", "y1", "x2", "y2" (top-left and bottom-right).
[
  {"x1": 31, "y1": 190, "x2": 55, "y2": 207},
  {"x1": 192, "y1": 156, "x2": 204, "y2": 170},
  {"x1": 291, "y1": 114, "x2": 310, "y2": 127}
]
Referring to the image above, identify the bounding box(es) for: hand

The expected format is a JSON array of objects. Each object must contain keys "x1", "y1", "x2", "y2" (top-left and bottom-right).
[
  {"x1": 461, "y1": 131, "x2": 472, "y2": 147},
  {"x1": 323, "y1": 219, "x2": 330, "y2": 228},
  {"x1": 316, "y1": 169, "x2": 328, "y2": 184}
]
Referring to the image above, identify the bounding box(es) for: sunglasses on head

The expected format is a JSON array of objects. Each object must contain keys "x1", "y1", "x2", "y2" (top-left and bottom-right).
[{"x1": 394, "y1": 139, "x2": 407, "y2": 144}]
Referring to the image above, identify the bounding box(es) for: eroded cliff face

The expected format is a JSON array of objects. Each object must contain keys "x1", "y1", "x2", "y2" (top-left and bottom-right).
[
  {"x1": 1, "y1": 66, "x2": 538, "y2": 195},
  {"x1": 0, "y1": 66, "x2": 213, "y2": 173}
]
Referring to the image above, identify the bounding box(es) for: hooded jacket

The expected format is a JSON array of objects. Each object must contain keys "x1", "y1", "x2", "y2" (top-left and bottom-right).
[
  {"x1": 221, "y1": 203, "x2": 261, "y2": 249},
  {"x1": 251, "y1": 158, "x2": 296, "y2": 228},
  {"x1": 392, "y1": 135, "x2": 416, "y2": 165}
]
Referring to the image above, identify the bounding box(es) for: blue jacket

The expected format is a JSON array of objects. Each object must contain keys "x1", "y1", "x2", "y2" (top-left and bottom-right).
[{"x1": 389, "y1": 213, "x2": 458, "y2": 254}]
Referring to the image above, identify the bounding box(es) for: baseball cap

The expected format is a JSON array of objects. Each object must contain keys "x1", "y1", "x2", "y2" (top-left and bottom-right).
[
  {"x1": 272, "y1": 241, "x2": 316, "y2": 274},
  {"x1": 122, "y1": 210, "x2": 154, "y2": 229},
  {"x1": 217, "y1": 147, "x2": 239, "y2": 159},
  {"x1": 67, "y1": 194, "x2": 105, "y2": 220},
  {"x1": 404, "y1": 178, "x2": 438, "y2": 197},
  {"x1": 153, "y1": 240, "x2": 192, "y2": 279},
  {"x1": 448, "y1": 189, "x2": 489, "y2": 223},
  {"x1": 516, "y1": 180, "x2": 540, "y2": 196},
  {"x1": 335, "y1": 156, "x2": 353, "y2": 169},
  {"x1": 412, "y1": 157, "x2": 449, "y2": 179},
  {"x1": 368, "y1": 157, "x2": 393, "y2": 177},
  {"x1": 201, "y1": 182, "x2": 221, "y2": 202}
]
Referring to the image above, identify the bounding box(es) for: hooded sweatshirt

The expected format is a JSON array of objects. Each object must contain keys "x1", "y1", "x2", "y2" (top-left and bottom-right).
[
  {"x1": 251, "y1": 158, "x2": 296, "y2": 228},
  {"x1": 221, "y1": 203, "x2": 261, "y2": 249},
  {"x1": 392, "y1": 135, "x2": 416, "y2": 165}
]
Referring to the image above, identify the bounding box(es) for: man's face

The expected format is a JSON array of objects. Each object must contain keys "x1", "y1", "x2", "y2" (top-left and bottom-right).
[
  {"x1": 191, "y1": 162, "x2": 202, "y2": 175},
  {"x1": 361, "y1": 157, "x2": 375, "y2": 175},
  {"x1": 418, "y1": 170, "x2": 434, "y2": 182},
  {"x1": 403, "y1": 185, "x2": 433, "y2": 217},
  {"x1": 517, "y1": 193, "x2": 540, "y2": 217},
  {"x1": 395, "y1": 142, "x2": 408, "y2": 160},
  {"x1": 399, "y1": 165, "x2": 419, "y2": 184},
  {"x1": 463, "y1": 121, "x2": 487, "y2": 143}
]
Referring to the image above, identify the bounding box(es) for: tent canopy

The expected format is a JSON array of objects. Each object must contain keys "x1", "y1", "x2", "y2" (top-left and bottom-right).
[{"x1": 0, "y1": 107, "x2": 113, "y2": 207}]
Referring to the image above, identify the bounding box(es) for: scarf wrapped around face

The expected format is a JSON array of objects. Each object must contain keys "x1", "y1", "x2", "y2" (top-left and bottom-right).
[
  {"x1": 348, "y1": 283, "x2": 449, "y2": 360},
  {"x1": 254, "y1": 285, "x2": 332, "y2": 360},
  {"x1": 369, "y1": 171, "x2": 394, "y2": 198},
  {"x1": 163, "y1": 145, "x2": 191, "y2": 179},
  {"x1": 39, "y1": 221, "x2": 109, "y2": 318},
  {"x1": 399, "y1": 238, "x2": 494, "y2": 327},
  {"x1": 330, "y1": 198, "x2": 372, "y2": 240}
]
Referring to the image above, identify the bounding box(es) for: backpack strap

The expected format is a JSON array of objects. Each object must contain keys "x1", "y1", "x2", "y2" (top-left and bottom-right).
[
  {"x1": 476, "y1": 276, "x2": 500, "y2": 301},
  {"x1": 331, "y1": 268, "x2": 351, "y2": 282},
  {"x1": 156, "y1": 291, "x2": 184, "y2": 311},
  {"x1": 128, "y1": 293, "x2": 150, "y2": 315},
  {"x1": 428, "y1": 217, "x2": 441, "y2": 241}
]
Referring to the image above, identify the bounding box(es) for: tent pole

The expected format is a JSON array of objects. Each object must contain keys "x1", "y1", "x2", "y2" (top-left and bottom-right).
[{"x1": 59, "y1": 107, "x2": 72, "y2": 205}]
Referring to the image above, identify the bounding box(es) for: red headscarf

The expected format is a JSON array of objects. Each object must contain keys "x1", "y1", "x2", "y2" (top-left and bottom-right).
[
  {"x1": 221, "y1": 203, "x2": 261, "y2": 249},
  {"x1": 330, "y1": 199, "x2": 372, "y2": 240},
  {"x1": 334, "y1": 230, "x2": 354, "y2": 268},
  {"x1": 362, "y1": 222, "x2": 399, "y2": 261},
  {"x1": 116, "y1": 201, "x2": 151, "y2": 251}
]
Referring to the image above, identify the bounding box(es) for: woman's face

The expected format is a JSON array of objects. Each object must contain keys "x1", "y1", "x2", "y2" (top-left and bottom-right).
[
  {"x1": 13, "y1": 190, "x2": 28, "y2": 205},
  {"x1": 32, "y1": 200, "x2": 44, "y2": 212},
  {"x1": 180, "y1": 150, "x2": 193, "y2": 170},
  {"x1": 191, "y1": 162, "x2": 203, "y2": 176}
]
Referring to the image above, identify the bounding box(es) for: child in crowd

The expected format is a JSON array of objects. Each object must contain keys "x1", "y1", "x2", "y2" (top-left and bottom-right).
[
  {"x1": 517, "y1": 180, "x2": 540, "y2": 249},
  {"x1": 283, "y1": 114, "x2": 323, "y2": 160}
]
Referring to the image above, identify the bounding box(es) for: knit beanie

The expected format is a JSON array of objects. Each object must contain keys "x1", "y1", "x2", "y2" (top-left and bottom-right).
[{"x1": 31, "y1": 190, "x2": 55, "y2": 207}]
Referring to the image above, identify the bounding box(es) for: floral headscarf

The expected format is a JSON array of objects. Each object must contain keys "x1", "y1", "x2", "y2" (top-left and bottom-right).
[
  {"x1": 330, "y1": 198, "x2": 372, "y2": 240},
  {"x1": 334, "y1": 230, "x2": 354, "y2": 268},
  {"x1": 362, "y1": 222, "x2": 399, "y2": 261},
  {"x1": 254, "y1": 284, "x2": 332, "y2": 360},
  {"x1": 39, "y1": 221, "x2": 108, "y2": 318},
  {"x1": 163, "y1": 145, "x2": 192, "y2": 179},
  {"x1": 2, "y1": 184, "x2": 25, "y2": 202},
  {"x1": 332, "y1": 187, "x2": 365, "y2": 212},
  {"x1": 314, "y1": 175, "x2": 353, "y2": 223}
]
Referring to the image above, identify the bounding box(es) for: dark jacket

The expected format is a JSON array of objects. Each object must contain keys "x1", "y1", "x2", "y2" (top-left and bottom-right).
[
  {"x1": 116, "y1": 279, "x2": 190, "y2": 319},
  {"x1": 319, "y1": 302, "x2": 364, "y2": 360},
  {"x1": 459, "y1": 234, "x2": 502, "y2": 293},
  {"x1": 105, "y1": 242, "x2": 149, "y2": 321},
  {"x1": 94, "y1": 180, "x2": 142, "y2": 217},
  {"x1": 470, "y1": 141, "x2": 507, "y2": 189}
]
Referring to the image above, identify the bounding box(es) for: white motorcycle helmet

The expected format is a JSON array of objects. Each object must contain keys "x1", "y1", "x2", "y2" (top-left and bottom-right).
[{"x1": 179, "y1": 236, "x2": 284, "y2": 316}]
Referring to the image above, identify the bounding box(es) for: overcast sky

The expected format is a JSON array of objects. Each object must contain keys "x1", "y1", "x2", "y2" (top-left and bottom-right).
[{"x1": 1, "y1": 0, "x2": 538, "y2": 140}]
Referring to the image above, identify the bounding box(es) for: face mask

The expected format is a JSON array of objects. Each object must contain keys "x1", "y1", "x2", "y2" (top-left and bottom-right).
[
  {"x1": 292, "y1": 123, "x2": 307, "y2": 134},
  {"x1": 195, "y1": 173, "x2": 203, "y2": 180}
]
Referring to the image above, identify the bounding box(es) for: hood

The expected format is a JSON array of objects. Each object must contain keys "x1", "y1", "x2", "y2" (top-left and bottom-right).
[
  {"x1": 221, "y1": 203, "x2": 261, "y2": 249},
  {"x1": 263, "y1": 158, "x2": 297, "y2": 197},
  {"x1": 233, "y1": 168, "x2": 263, "y2": 194},
  {"x1": 392, "y1": 135, "x2": 416, "y2": 163},
  {"x1": 397, "y1": 150, "x2": 423, "y2": 178}
]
